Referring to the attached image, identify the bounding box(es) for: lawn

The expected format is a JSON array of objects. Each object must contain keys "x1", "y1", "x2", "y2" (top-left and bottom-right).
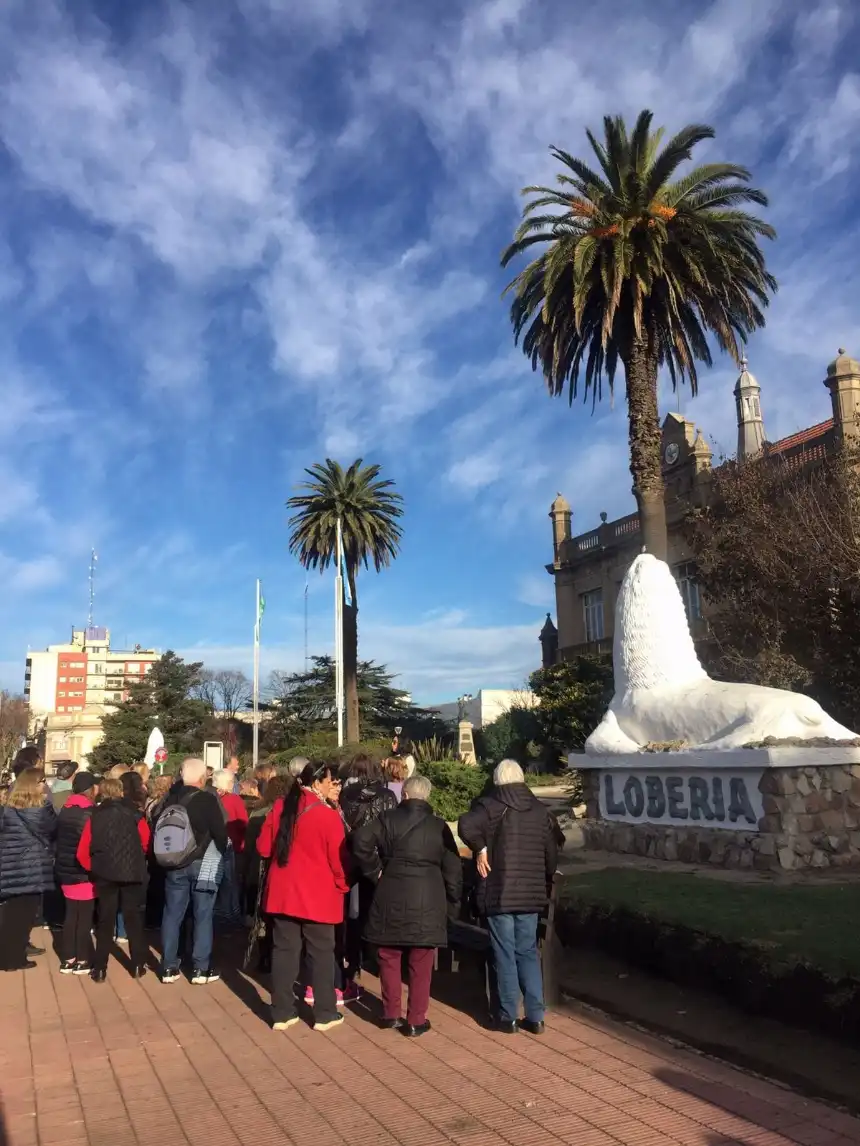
[{"x1": 560, "y1": 868, "x2": 860, "y2": 980}]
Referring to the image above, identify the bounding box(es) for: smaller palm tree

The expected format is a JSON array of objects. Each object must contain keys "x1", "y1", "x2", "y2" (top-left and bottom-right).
[{"x1": 287, "y1": 459, "x2": 404, "y2": 743}]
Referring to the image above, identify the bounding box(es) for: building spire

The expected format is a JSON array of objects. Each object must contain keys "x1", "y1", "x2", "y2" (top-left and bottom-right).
[{"x1": 734, "y1": 353, "x2": 766, "y2": 459}]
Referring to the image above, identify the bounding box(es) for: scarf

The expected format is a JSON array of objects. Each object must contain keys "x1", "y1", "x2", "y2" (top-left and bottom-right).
[{"x1": 195, "y1": 840, "x2": 223, "y2": 894}]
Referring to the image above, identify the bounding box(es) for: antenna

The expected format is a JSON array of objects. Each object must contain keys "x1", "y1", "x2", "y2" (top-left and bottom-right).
[
  {"x1": 88, "y1": 550, "x2": 98, "y2": 628},
  {"x1": 304, "y1": 574, "x2": 309, "y2": 668}
]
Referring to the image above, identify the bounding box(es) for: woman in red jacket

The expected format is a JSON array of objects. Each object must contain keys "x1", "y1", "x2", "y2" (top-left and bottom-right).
[{"x1": 256, "y1": 761, "x2": 348, "y2": 1032}]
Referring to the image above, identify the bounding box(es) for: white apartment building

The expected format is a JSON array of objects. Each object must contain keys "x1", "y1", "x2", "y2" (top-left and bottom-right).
[{"x1": 433, "y1": 688, "x2": 537, "y2": 729}]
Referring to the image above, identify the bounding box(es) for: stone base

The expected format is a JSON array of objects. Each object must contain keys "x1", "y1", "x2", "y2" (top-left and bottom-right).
[{"x1": 581, "y1": 763, "x2": 860, "y2": 871}]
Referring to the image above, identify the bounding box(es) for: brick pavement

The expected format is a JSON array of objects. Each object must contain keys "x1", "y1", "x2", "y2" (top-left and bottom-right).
[{"x1": 2, "y1": 938, "x2": 860, "y2": 1146}]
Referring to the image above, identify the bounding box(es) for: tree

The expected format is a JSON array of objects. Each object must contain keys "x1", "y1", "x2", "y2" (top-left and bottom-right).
[
  {"x1": 501, "y1": 110, "x2": 776, "y2": 558},
  {"x1": 528, "y1": 655, "x2": 614, "y2": 763},
  {"x1": 685, "y1": 447, "x2": 860, "y2": 727},
  {"x1": 193, "y1": 668, "x2": 251, "y2": 719},
  {"x1": 263, "y1": 656, "x2": 441, "y2": 749},
  {"x1": 0, "y1": 692, "x2": 29, "y2": 773},
  {"x1": 90, "y1": 651, "x2": 211, "y2": 770},
  {"x1": 287, "y1": 459, "x2": 404, "y2": 742}
]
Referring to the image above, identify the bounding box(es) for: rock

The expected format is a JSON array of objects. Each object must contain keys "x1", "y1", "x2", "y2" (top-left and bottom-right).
[
  {"x1": 762, "y1": 794, "x2": 784, "y2": 815},
  {"x1": 810, "y1": 849, "x2": 830, "y2": 868},
  {"x1": 794, "y1": 836, "x2": 813, "y2": 856},
  {"x1": 757, "y1": 836, "x2": 776, "y2": 856},
  {"x1": 778, "y1": 846, "x2": 797, "y2": 869},
  {"x1": 819, "y1": 809, "x2": 847, "y2": 833},
  {"x1": 663, "y1": 836, "x2": 678, "y2": 862},
  {"x1": 796, "y1": 774, "x2": 812, "y2": 797},
  {"x1": 831, "y1": 768, "x2": 852, "y2": 793}
]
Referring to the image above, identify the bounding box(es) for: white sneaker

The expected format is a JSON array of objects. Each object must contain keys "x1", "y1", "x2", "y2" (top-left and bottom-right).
[
  {"x1": 161, "y1": 969, "x2": 181, "y2": 984},
  {"x1": 115, "y1": 936, "x2": 129, "y2": 946},
  {"x1": 272, "y1": 1017, "x2": 300, "y2": 1031},
  {"x1": 191, "y1": 968, "x2": 220, "y2": 985}
]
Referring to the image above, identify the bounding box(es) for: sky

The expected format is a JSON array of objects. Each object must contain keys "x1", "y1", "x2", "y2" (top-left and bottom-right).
[{"x1": 0, "y1": 0, "x2": 858, "y2": 704}]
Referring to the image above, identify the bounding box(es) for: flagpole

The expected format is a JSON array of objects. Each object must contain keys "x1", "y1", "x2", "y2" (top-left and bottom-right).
[
  {"x1": 334, "y1": 518, "x2": 344, "y2": 748},
  {"x1": 252, "y1": 578, "x2": 261, "y2": 767}
]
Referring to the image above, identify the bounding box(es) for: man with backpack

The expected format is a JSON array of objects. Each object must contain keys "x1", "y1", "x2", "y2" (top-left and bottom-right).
[{"x1": 153, "y1": 757, "x2": 228, "y2": 985}]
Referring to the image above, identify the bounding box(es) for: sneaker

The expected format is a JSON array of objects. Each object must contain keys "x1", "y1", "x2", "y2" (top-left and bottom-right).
[
  {"x1": 160, "y1": 968, "x2": 181, "y2": 984},
  {"x1": 342, "y1": 980, "x2": 361, "y2": 1003},
  {"x1": 303, "y1": 986, "x2": 314, "y2": 1005},
  {"x1": 115, "y1": 936, "x2": 129, "y2": 946},
  {"x1": 59, "y1": 959, "x2": 77, "y2": 975},
  {"x1": 272, "y1": 1016, "x2": 300, "y2": 1031},
  {"x1": 73, "y1": 963, "x2": 92, "y2": 977},
  {"x1": 191, "y1": 968, "x2": 220, "y2": 985},
  {"x1": 313, "y1": 1013, "x2": 344, "y2": 1032}
]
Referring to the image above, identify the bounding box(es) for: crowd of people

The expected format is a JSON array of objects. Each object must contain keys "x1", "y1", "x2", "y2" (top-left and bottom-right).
[{"x1": 0, "y1": 740, "x2": 560, "y2": 1037}]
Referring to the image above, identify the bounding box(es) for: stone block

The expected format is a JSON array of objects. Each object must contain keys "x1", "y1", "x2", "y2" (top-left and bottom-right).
[
  {"x1": 738, "y1": 848, "x2": 754, "y2": 869},
  {"x1": 810, "y1": 849, "x2": 830, "y2": 868},
  {"x1": 758, "y1": 813, "x2": 781, "y2": 833},
  {"x1": 849, "y1": 831, "x2": 860, "y2": 851},
  {"x1": 805, "y1": 792, "x2": 829, "y2": 814},
  {"x1": 819, "y1": 809, "x2": 847, "y2": 832},
  {"x1": 762, "y1": 794, "x2": 784, "y2": 815},
  {"x1": 778, "y1": 846, "x2": 797, "y2": 870},
  {"x1": 697, "y1": 841, "x2": 713, "y2": 864},
  {"x1": 794, "y1": 835, "x2": 813, "y2": 856},
  {"x1": 753, "y1": 853, "x2": 774, "y2": 871},
  {"x1": 797, "y1": 813, "x2": 817, "y2": 832},
  {"x1": 787, "y1": 794, "x2": 808, "y2": 814},
  {"x1": 760, "y1": 770, "x2": 792, "y2": 795},
  {"x1": 757, "y1": 836, "x2": 776, "y2": 857},
  {"x1": 811, "y1": 771, "x2": 824, "y2": 790},
  {"x1": 796, "y1": 774, "x2": 812, "y2": 797},
  {"x1": 831, "y1": 768, "x2": 853, "y2": 794},
  {"x1": 781, "y1": 812, "x2": 800, "y2": 833}
]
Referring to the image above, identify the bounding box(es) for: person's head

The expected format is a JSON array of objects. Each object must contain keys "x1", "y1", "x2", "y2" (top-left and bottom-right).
[
  {"x1": 383, "y1": 756, "x2": 408, "y2": 783},
  {"x1": 97, "y1": 776, "x2": 123, "y2": 803},
  {"x1": 344, "y1": 753, "x2": 380, "y2": 782},
  {"x1": 402, "y1": 775, "x2": 432, "y2": 803},
  {"x1": 12, "y1": 745, "x2": 42, "y2": 777},
  {"x1": 261, "y1": 773, "x2": 291, "y2": 805},
  {"x1": 3, "y1": 765, "x2": 46, "y2": 808},
  {"x1": 227, "y1": 756, "x2": 240, "y2": 774},
  {"x1": 132, "y1": 762, "x2": 150, "y2": 786},
  {"x1": 494, "y1": 759, "x2": 525, "y2": 786},
  {"x1": 121, "y1": 771, "x2": 146, "y2": 809},
  {"x1": 148, "y1": 774, "x2": 173, "y2": 803},
  {"x1": 212, "y1": 769, "x2": 234, "y2": 795},
  {"x1": 287, "y1": 756, "x2": 309, "y2": 778},
  {"x1": 55, "y1": 760, "x2": 79, "y2": 782},
  {"x1": 239, "y1": 778, "x2": 259, "y2": 799},
  {"x1": 181, "y1": 758, "x2": 208, "y2": 789},
  {"x1": 254, "y1": 763, "x2": 275, "y2": 787},
  {"x1": 274, "y1": 760, "x2": 339, "y2": 867},
  {"x1": 72, "y1": 772, "x2": 98, "y2": 800},
  {"x1": 395, "y1": 737, "x2": 413, "y2": 758},
  {"x1": 106, "y1": 763, "x2": 131, "y2": 780}
]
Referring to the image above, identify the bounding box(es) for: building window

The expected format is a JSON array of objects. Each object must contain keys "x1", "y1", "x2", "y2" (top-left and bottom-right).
[
  {"x1": 57, "y1": 690, "x2": 66, "y2": 698},
  {"x1": 675, "y1": 562, "x2": 702, "y2": 620},
  {"x1": 59, "y1": 676, "x2": 67, "y2": 683},
  {"x1": 582, "y1": 589, "x2": 605, "y2": 643},
  {"x1": 57, "y1": 706, "x2": 65, "y2": 712}
]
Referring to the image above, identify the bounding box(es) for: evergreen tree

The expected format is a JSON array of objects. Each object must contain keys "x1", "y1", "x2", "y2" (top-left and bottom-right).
[{"x1": 89, "y1": 651, "x2": 211, "y2": 771}]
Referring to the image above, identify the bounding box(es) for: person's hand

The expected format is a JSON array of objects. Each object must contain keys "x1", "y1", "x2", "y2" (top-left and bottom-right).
[{"x1": 476, "y1": 850, "x2": 491, "y2": 879}]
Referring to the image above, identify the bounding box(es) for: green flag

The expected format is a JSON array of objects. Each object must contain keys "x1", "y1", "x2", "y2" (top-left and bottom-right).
[{"x1": 257, "y1": 587, "x2": 265, "y2": 623}]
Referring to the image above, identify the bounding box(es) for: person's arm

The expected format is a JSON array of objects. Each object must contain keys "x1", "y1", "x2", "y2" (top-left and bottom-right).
[
  {"x1": 457, "y1": 800, "x2": 489, "y2": 855},
  {"x1": 76, "y1": 819, "x2": 93, "y2": 871},
  {"x1": 41, "y1": 802, "x2": 59, "y2": 842},
  {"x1": 255, "y1": 801, "x2": 280, "y2": 861},
  {"x1": 350, "y1": 816, "x2": 383, "y2": 882},
  {"x1": 204, "y1": 791, "x2": 229, "y2": 854},
  {"x1": 440, "y1": 823, "x2": 463, "y2": 909},
  {"x1": 138, "y1": 818, "x2": 151, "y2": 854},
  {"x1": 544, "y1": 813, "x2": 560, "y2": 883},
  {"x1": 325, "y1": 812, "x2": 349, "y2": 894}
]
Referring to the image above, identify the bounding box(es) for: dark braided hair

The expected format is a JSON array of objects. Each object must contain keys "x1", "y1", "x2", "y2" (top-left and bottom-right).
[{"x1": 274, "y1": 760, "x2": 336, "y2": 867}]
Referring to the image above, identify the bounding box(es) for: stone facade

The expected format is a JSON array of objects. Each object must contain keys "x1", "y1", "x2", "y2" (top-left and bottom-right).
[{"x1": 581, "y1": 763, "x2": 860, "y2": 871}]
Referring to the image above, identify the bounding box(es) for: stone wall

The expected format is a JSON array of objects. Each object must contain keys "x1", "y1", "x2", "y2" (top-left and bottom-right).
[{"x1": 580, "y1": 763, "x2": 860, "y2": 871}]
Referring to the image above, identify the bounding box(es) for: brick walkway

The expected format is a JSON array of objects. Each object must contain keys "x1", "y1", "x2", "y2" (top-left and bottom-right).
[{"x1": 3, "y1": 940, "x2": 860, "y2": 1146}]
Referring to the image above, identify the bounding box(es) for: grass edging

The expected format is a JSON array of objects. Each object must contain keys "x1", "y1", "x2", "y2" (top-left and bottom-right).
[{"x1": 555, "y1": 901, "x2": 860, "y2": 1046}]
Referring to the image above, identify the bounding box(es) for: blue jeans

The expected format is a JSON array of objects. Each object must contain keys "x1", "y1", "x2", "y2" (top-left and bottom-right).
[
  {"x1": 115, "y1": 911, "x2": 127, "y2": 940},
  {"x1": 161, "y1": 859, "x2": 221, "y2": 971},
  {"x1": 486, "y1": 912, "x2": 544, "y2": 1024}
]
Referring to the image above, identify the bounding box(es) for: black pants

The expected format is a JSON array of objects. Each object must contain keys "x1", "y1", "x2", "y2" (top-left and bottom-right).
[
  {"x1": 0, "y1": 893, "x2": 40, "y2": 970},
  {"x1": 271, "y1": 916, "x2": 336, "y2": 1023},
  {"x1": 94, "y1": 882, "x2": 147, "y2": 972},
  {"x1": 345, "y1": 879, "x2": 373, "y2": 979},
  {"x1": 62, "y1": 898, "x2": 94, "y2": 963}
]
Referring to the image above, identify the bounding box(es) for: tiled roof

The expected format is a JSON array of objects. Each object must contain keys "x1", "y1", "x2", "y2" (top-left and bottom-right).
[{"x1": 767, "y1": 418, "x2": 834, "y2": 455}]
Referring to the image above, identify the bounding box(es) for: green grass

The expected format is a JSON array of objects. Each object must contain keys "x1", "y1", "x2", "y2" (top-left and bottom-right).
[{"x1": 561, "y1": 868, "x2": 860, "y2": 980}]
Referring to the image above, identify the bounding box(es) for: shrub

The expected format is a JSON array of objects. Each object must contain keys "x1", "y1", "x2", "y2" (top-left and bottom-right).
[
  {"x1": 265, "y1": 740, "x2": 390, "y2": 771},
  {"x1": 413, "y1": 735, "x2": 457, "y2": 764},
  {"x1": 419, "y1": 759, "x2": 489, "y2": 822}
]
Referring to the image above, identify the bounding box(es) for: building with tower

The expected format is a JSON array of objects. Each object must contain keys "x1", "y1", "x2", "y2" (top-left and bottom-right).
[{"x1": 541, "y1": 348, "x2": 860, "y2": 666}]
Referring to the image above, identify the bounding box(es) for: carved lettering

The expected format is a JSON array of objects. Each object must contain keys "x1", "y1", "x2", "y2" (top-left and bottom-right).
[
  {"x1": 623, "y1": 776, "x2": 645, "y2": 817},
  {"x1": 665, "y1": 776, "x2": 689, "y2": 819},
  {"x1": 688, "y1": 777, "x2": 715, "y2": 821},
  {"x1": 645, "y1": 776, "x2": 666, "y2": 818},
  {"x1": 728, "y1": 777, "x2": 758, "y2": 825},
  {"x1": 603, "y1": 774, "x2": 626, "y2": 816},
  {"x1": 711, "y1": 776, "x2": 726, "y2": 820}
]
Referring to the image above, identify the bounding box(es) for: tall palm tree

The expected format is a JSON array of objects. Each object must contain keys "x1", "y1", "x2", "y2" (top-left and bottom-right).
[
  {"x1": 287, "y1": 459, "x2": 404, "y2": 743},
  {"x1": 501, "y1": 110, "x2": 777, "y2": 558}
]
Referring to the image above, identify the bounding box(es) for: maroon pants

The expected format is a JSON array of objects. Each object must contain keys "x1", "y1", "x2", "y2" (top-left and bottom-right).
[{"x1": 377, "y1": 946, "x2": 435, "y2": 1026}]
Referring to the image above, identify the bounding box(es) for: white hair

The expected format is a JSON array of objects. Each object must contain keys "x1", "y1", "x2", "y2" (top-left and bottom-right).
[
  {"x1": 181, "y1": 757, "x2": 207, "y2": 786},
  {"x1": 403, "y1": 775, "x2": 432, "y2": 801},
  {"x1": 494, "y1": 759, "x2": 525, "y2": 786},
  {"x1": 288, "y1": 756, "x2": 310, "y2": 777},
  {"x1": 211, "y1": 768, "x2": 233, "y2": 793}
]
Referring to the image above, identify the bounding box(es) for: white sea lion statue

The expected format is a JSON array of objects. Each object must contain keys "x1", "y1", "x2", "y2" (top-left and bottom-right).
[{"x1": 586, "y1": 553, "x2": 857, "y2": 753}]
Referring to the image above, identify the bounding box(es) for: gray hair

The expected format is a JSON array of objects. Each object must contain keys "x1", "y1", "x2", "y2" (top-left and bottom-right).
[
  {"x1": 288, "y1": 756, "x2": 310, "y2": 777},
  {"x1": 403, "y1": 775, "x2": 432, "y2": 802},
  {"x1": 211, "y1": 768, "x2": 233, "y2": 793},
  {"x1": 494, "y1": 759, "x2": 524, "y2": 786},
  {"x1": 181, "y1": 757, "x2": 207, "y2": 786}
]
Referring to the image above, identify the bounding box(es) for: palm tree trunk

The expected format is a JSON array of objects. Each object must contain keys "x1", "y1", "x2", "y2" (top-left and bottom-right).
[
  {"x1": 625, "y1": 337, "x2": 668, "y2": 560},
  {"x1": 343, "y1": 572, "x2": 360, "y2": 743}
]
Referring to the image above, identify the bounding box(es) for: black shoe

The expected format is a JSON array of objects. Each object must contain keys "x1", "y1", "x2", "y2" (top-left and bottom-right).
[
  {"x1": 380, "y1": 1018, "x2": 405, "y2": 1030},
  {"x1": 26, "y1": 944, "x2": 45, "y2": 956},
  {"x1": 403, "y1": 1021, "x2": 431, "y2": 1038},
  {"x1": 131, "y1": 965, "x2": 147, "y2": 980},
  {"x1": 59, "y1": 959, "x2": 77, "y2": 975},
  {"x1": 520, "y1": 1020, "x2": 545, "y2": 1035},
  {"x1": 494, "y1": 1019, "x2": 519, "y2": 1034},
  {"x1": 91, "y1": 968, "x2": 107, "y2": 983}
]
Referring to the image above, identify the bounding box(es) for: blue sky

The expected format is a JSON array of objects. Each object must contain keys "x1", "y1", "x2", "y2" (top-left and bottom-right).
[{"x1": 0, "y1": 0, "x2": 858, "y2": 703}]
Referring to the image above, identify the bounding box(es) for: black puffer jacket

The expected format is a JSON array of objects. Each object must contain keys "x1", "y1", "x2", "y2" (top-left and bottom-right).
[
  {"x1": 352, "y1": 799, "x2": 462, "y2": 948},
  {"x1": 90, "y1": 801, "x2": 147, "y2": 885},
  {"x1": 55, "y1": 794, "x2": 95, "y2": 886},
  {"x1": 0, "y1": 801, "x2": 57, "y2": 897},
  {"x1": 458, "y1": 783, "x2": 558, "y2": 916},
  {"x1": 339, "y1": 780, "x2": 397, "y2": 834}
]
